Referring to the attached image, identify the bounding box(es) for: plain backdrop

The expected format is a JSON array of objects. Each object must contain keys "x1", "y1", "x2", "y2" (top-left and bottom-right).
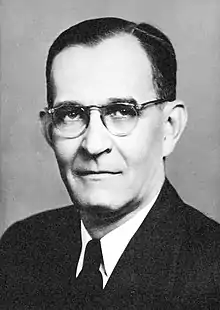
[{"x1": 1, "y1": 0, "x2": 220, "y2": 236}]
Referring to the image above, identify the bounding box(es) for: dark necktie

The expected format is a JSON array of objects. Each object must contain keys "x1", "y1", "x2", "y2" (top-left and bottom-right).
[{"x1": 76, "y1": 239, "x2": 103, "y2": 308}]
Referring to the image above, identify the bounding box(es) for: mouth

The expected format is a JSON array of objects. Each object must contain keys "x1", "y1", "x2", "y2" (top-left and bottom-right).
[{"x1": 75, "y1": 170, "x2": 121, "y2": 177}]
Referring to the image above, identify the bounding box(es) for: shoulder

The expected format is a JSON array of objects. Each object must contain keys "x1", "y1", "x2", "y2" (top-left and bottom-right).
[
  {"x1": 164, "y1": 185, "x2": 220, "y2": 303},
  {"x1": 165, "y1": 183, "x2": 220, "y2": 281},
  {"x1": 175, "y1": 199, "x2": 220, "y2": 243},
  {"x1": 0, "y1": 205, "x2": 80, "y2": 250},
  {"x1": 0, "y1": 206, "x2": 82, "y2": 308},
  {"x1": 161, "y1": 179, "x2": 220, "y2": 257},
  {"x1": 164, "y1": 178, "x2": 220, "y2": 236}
]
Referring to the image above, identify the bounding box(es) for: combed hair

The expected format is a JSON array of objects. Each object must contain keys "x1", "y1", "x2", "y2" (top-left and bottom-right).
[{"x1": 46, "y1": 17, "x2": 177, "y2": 107}]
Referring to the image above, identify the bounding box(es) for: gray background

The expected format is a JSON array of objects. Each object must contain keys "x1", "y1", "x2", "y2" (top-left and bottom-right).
[{"x1": 1, "y1": 0, "x2": 220, "y2": 236}]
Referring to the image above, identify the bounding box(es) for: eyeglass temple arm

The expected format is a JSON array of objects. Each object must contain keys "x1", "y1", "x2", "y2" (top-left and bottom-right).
[{"x1": 138, "y1": 98, "x2": 168, "y2": 110}]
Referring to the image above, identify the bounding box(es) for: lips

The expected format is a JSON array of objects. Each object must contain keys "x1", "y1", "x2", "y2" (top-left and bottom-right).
[{"x1": 75, "y1": 170, "x2": 121, "y2": 176}]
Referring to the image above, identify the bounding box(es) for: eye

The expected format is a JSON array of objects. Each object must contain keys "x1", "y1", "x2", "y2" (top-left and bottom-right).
[
  {"x1": 54, "y1": 105, "x2": 85, "y2": 124},
  {"x1": 106, "y1": 104, "x2": 136, "y2": 119}
]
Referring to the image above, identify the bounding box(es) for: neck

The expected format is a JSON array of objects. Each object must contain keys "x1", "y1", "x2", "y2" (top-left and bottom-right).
[
  {"x1": 80, "y1": 201, "x2": 141, "y2": 239},
  {"x1": 80, "y1": 176, "x2": 165, "y2": 239}
]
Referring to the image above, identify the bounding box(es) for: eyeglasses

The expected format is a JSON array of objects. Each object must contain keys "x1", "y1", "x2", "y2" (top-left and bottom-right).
[{"x1": 44, "y1": 98, "x2": 167, "y2": 138}]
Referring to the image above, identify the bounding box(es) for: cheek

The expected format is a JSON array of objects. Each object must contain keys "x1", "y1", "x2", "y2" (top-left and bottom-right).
[
  {"x1": 53, "y1": 138, "x2": 80, "y2": 165},
  {"x1": 119, "y1": 119, "x2": 164, "y2": 169}
]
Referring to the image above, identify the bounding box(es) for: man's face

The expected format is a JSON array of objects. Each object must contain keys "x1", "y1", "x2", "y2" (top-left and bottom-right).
[{"x1": 51, "y1": 34, "x2": 166, "y2": 213}]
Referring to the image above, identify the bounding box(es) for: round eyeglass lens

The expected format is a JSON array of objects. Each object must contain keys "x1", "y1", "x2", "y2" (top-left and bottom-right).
[
  {"x1": 53, "y1": 105, "x2": 88, "y2": 138},
  {"x1": 103, "y1": 104, "x2": 137, "y2": 136}
]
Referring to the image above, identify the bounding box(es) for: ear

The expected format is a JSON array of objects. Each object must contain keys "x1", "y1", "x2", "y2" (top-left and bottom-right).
[
  {"x1": 162, "y1": 100, "x2": 188, "y2": 157},
  {"x1": 39, "y1": 110, "x2": 54, "y2": 148}
]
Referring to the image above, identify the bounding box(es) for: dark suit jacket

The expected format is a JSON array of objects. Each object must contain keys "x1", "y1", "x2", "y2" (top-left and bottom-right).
[{"x1": 1, "y1": 179, "x2": 220, "y2": 309}]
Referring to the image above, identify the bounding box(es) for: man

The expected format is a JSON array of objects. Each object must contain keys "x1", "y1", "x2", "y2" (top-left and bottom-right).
[{"x1": 1, "y1": 17, "x2": 220, "y2": 309}]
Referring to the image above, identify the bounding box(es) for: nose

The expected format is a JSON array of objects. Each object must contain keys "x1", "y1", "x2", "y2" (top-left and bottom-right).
[{"x1": 81, "y1": 110, "x2": 112, "y2": 156}]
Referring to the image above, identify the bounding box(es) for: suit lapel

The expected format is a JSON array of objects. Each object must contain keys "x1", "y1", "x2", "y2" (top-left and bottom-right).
[{"x1": 102, "y1": 179, "x2": 184, "y2": 306}]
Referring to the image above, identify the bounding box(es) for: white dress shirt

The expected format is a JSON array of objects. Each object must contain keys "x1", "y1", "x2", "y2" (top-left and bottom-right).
[{"x1": 76, "y1": 193, "x2": 159, "y2": 288}]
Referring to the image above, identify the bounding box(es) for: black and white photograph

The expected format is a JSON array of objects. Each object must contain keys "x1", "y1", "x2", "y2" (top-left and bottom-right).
[{"x1": 1, "y1": 1, "x2": 220, "y2": 308}]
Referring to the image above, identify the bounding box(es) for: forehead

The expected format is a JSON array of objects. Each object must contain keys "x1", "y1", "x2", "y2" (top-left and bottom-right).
[{"x1": 52, "y1": 34, "x2": 155, "y2": 103}]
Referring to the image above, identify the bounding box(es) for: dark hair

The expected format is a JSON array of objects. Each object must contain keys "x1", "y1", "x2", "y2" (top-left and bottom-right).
[{"x1": 46, "y1": 17, "x2": 177, "y2": 107}]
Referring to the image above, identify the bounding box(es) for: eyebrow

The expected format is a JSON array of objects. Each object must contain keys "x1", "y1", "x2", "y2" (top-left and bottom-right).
[
  {"x1": 108, "y1": 97, "x2": 137, "y2": 105},
  {"x1": 54, "y1": 100, "x2": 80, "y2": 108}
]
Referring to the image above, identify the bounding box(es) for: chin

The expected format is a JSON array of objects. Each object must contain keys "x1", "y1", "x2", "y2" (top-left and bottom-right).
[
  {"x1": 74, "y1": 192, "x2": 140, "y2": 225},
  {"x1": 71, "y1": 189, "x2": 129, "y2": 212},
  {"x1": 80, "y1": 195, "x2": 122, "y2": 211}
]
